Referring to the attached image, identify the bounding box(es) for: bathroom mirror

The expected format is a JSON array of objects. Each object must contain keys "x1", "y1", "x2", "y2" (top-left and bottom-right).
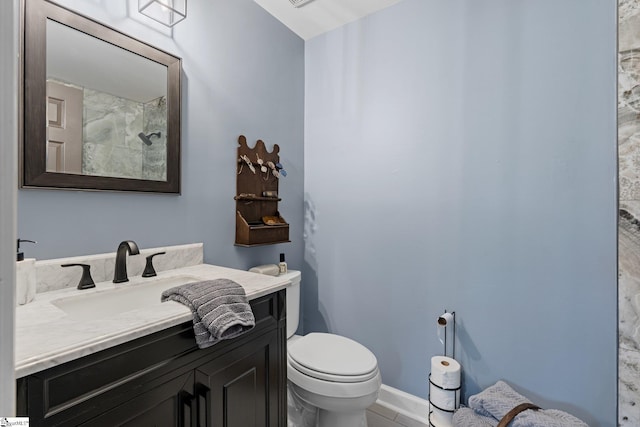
[{"x1": 21, "y1": 0, "x2": 182, "y2": 193}]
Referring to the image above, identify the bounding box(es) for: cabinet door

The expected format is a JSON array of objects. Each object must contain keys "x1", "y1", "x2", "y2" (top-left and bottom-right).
[
  {"x1": 79, "y1": 370, "x2": 195, "y2": 427},
  {"x1": 195, "y1": 331, "x2": 279, "y2": 427}
]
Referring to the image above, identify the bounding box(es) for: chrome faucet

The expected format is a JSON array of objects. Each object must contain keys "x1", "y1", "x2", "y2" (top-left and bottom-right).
[{"x1": 113, "y1": 240, "x2": 140, "y2": 283}]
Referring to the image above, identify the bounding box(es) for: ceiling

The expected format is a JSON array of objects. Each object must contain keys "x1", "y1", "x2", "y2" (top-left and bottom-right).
[{"x1": 253, "y1": 0, "x2": 404, "y2": 40}]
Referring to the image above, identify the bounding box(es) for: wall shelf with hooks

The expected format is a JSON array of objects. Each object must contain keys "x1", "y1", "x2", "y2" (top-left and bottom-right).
[{"x1": 235, "y1": 135, "x2": 290, "y2": 247}]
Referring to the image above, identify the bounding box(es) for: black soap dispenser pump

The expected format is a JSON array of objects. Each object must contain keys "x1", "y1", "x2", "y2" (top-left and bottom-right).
[{"x1": 17, "y1": 239, "x2": 36, "y2": 261}]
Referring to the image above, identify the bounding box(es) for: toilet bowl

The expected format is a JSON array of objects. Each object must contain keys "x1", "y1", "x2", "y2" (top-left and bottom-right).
[
  {"x1": 288, "y1": 333, "x2": 382, "y2": 427},
  {"x1": 280, "y1": 271, "x2": 382, "y2": 427}
]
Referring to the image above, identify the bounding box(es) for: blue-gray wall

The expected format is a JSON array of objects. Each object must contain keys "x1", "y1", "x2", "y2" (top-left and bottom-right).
[
  {"x1": 303, "y1": 0, "x2": 617, "y2": 426},
  {"x1": 18, "y1": 0, "x2": 618, "y2": 425},
  {"x1": 18, "y1": 0, "x2": 305, "y2": 272}
]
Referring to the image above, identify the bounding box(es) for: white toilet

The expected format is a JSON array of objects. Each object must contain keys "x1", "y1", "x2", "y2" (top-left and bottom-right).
[{"x1": 282, "y1": 270, "x2": 382, "y2": 427}]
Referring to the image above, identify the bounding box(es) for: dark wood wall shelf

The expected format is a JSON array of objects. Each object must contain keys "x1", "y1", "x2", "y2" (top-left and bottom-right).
[{"x1": 235, "y1": 135, "x2": 290, "y2": 247}]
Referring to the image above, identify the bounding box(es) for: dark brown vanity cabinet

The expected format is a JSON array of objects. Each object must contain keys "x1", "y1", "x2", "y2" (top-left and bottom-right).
[
  {"x1": 195, "y1": 331, "x2": 280, "y2": 427},
  {"x1": 17, "y1": 290, "x2": 287, "y2": 427}
]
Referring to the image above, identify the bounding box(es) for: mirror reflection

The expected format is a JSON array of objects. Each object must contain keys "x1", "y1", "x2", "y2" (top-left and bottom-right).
[
  {"x1": 45, "y1": 20, "x2": 168, "y2": 181},
  {"x1": 22, "y1": 0, "x2": 181, "y2": 193}
]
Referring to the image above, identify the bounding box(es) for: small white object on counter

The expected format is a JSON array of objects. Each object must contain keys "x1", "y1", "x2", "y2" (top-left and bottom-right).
[
  {"x1": 249, "y1": 264, "x2": 280, "y2": 276},
  {"x1": 16, "y1": 258, "x2": 36, "y2": 306},
  {"x1": 279, "y1": 253, "x2": 287, "y2": 274}
]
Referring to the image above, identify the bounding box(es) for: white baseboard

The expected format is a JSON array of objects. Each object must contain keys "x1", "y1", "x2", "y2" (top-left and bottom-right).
[{"x1": 373, "y1": 384, "x2": 430, "y2": 426}]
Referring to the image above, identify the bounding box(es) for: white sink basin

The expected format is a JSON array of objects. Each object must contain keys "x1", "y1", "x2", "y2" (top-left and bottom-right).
[{"x1": 51, "y1": 275, "x2": 200, "y2": 319}]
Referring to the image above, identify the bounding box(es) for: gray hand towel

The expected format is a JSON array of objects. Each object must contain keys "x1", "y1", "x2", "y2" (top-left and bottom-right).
[{"x1": 161, "y1": 279, "x2": 255, "y2": 349}]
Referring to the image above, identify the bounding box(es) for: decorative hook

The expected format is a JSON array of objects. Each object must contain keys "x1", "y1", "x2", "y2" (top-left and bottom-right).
[{"x1": 240, "y1": 154, "x2": 256, "y2": 174}]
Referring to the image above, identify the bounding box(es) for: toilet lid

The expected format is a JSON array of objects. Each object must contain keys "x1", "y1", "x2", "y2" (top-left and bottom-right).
[{"x1": 288, "y1": 333, "x2": 378, "y2": 383}]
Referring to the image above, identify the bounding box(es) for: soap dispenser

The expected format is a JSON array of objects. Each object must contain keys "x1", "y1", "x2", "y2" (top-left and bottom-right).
[
  {"x1": 16, "y1": 239, "x2": 37, "y2": 305},
  {"x1": 17, "y1": 239, "x2": 36, "y2": 261}
]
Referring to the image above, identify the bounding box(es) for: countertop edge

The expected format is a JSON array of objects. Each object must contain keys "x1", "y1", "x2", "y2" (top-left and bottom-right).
[{"x1": 15, "y1": 264, "x2": 290, "y2": 378}]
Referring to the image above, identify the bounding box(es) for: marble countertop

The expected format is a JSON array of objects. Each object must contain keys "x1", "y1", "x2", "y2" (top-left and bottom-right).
[{"x1": 15, "y1": 264, "x2": 290, "y2": 378}]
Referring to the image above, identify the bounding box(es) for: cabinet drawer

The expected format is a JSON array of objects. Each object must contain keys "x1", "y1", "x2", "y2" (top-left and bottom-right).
[{"x1": 18, "y1": 323, "x2": 196, "y2": 425}]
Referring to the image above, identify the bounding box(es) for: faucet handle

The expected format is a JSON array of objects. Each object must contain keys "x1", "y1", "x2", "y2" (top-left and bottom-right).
[
  {"x1": 142, "y1": 252, "x2": 166, "y2": 278},
  {"x1": 61, "y1": 263, "x2": 96, "y2": 290}
]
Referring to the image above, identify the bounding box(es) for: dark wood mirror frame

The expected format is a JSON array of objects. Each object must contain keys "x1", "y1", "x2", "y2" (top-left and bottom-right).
[{"x1": 20, "y1": 0, "x2": 182, "y2": 193}]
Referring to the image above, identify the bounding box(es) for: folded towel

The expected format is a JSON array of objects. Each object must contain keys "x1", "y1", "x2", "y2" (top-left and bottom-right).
[
  {"x1": 452, "y1": 381, "x2": 589, "y2": 427},
  {"x1": 452, "y1": 407, "x2": 498, "y2": 427},
  {"x1": 161, "y1": 279, "x2": 255, "y2": 349},
  {"x1": 469, "y1": 381, "x2": 530, "y2": 420}
]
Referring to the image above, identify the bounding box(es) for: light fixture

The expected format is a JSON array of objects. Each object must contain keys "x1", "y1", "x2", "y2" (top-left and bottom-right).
[{"x1": 138, "y1": 0, "x2": 186, "y2": 27}]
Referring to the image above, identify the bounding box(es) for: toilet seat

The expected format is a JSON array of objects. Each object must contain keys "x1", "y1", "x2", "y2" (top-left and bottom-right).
[{"x1": 288, "y1": 333, "x2": 379, "y2": 383}]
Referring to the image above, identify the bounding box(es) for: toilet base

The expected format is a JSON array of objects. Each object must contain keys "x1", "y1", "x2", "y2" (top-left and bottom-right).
[
  {"x1": 288, "y1": 381, "x2": 377, "y2": 427},
  {"x1": 318, "y1": 408, "x2": 368, "y2": 427}
]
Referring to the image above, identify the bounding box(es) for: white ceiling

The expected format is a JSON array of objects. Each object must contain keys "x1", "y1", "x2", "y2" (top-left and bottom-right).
[{"x1": 254, "y1": 0, "x2": 404, "y2": 40}]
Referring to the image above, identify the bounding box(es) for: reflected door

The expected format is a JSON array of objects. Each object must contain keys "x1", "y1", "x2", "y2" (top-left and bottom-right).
[{"x1": 46, "y1": 81, "x2": 82, "y2": 174}]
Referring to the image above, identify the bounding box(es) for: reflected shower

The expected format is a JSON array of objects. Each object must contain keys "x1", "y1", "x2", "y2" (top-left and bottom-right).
[{"x1": 138, "y1": 132, "x2": 161, "y2": 145}]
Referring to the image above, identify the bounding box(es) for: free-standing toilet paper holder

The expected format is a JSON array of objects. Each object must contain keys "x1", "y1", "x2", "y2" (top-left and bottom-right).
[
  {"x1": 429, "y1": 310, "x2": 460, "y2": 427},
  {"x1": 438, "y1": 310, "x2": 456, "y2": 359}
]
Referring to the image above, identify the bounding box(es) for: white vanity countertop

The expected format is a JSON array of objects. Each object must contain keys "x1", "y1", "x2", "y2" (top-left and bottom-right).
[{"x1": 15, "y1": 264, "x2": 290, "y2": 378}]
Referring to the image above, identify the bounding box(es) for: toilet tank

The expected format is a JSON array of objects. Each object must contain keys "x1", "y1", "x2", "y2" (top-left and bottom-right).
[{"x1": 279, "y1": 270, "x2": 301, "y2": 338}]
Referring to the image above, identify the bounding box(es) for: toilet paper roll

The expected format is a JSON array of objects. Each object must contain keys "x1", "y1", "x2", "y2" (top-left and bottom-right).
[
  {"x1": 430, "y1": 356, "x2": 461, "y2": 389},
  {"x1": 429, "y1": 403, "x2": 454, "y2": 427},
  {"x1": 437, "y1": 312, "x2": 454, "y2": 327},
  {"x1": 437, "y1": 312, "x2": 454, "y2": 345},
  {"x1": 429, "y1": 382, "x2": 458, "y2": 412}
]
